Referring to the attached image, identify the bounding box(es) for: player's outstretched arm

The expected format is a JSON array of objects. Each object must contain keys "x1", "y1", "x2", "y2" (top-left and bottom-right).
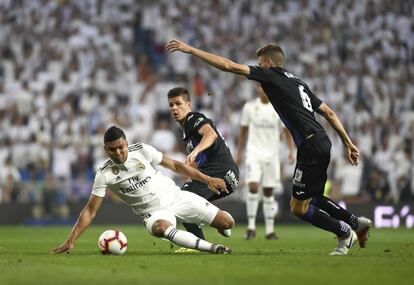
[
  {"x1": 166, "y1": 39, "x2": 250, "y2": 76},
  {"x1": 51, "y1": 194, "x2": 103, "y2": 254},
  {"x1": 160, "y1": 155, "x2": 228, "y2": 195},
  {"x1": 318, "y1": 103, "x2": 359, "y2": 165}
]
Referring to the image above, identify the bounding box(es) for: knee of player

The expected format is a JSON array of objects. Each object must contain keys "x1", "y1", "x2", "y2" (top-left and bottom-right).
[
  {"x1": 248, "y1": 183, "x2": 259, "y2": 193},
  {"x1": 212, "y1": 210, "x2": 235, "y2": 229},
  {"x1": 151, "y1": 220, "x2": 167, "y2": 237},
  {"x1": 222, "y1": 212, "x2": 235, "y2": 229}
]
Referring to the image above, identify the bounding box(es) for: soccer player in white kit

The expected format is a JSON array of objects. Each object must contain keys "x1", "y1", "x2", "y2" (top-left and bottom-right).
[
  {"x1": 52, "y1": 126, "x2": 234, "y2": 254},
  {"x1": 236, "y1": 85, "x2": 294, "y2": 240}
]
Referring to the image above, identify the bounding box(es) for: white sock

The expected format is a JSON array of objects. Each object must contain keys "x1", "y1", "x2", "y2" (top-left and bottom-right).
[
  {"x1": 164, "y1": 226, "x2": 213, "y2": 252},
  {"x1": 246, "y1": 192, "x2": 259, "y2": 230},
  {"x1": 263, "y1": 196, "x2": 275, "y2": 235}
]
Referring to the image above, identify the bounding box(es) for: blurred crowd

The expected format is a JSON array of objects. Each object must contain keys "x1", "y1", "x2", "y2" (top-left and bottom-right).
[{"x1": 0, "y1": 0, "x2": 413, "y2": 217}]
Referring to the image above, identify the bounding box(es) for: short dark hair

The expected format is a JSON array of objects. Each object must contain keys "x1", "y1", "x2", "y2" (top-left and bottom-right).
[
  {"x1": 104, "y1": 126, "x2": 126, "y2": 144},
  {"x1": 167, "y1": 87, "x2": 191, "y2": 102},
  {"x1": 256, "y1": 43, "x2": 285, "y2": 66}
]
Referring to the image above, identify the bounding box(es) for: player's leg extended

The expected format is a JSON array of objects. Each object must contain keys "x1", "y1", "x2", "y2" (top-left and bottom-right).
[
  {"x1": 151, "y1": 219, "x2": 215, "y2": 253},
  {"x1": 291, "y1": 135, "x2": 349, "y2": 237},
  {"x1": 290, "y1": 196, "x2": 350, "y2": 237},
  {"x1": 245, "y1": 158, "x2": 260, "y2": 240},
  {"x1": 292, "y1": 134, "x2": 358, "y2": 254},
  {"x1": 147, "y1": 215, "x2": 229, "y2": 254},
  {"x1": 246, "y1": 182, "x2": 259, "y2": 240},
  {"x1": 290, "y1": 196, "x2": 357, "y2": 255},
  {"x1": 310, "y1": 196, "x2": 373, "y2": 248},
  {"x1": 263, "y1": 187, "x2": 278, "y2": 239},
  {"x1": 262, "y1": 160, "x2": 281, "y2": 239},
  {"x1": 311, "y1": 196, "x2": 357, "y2": 229},
  {"x1": 167, "y1": 192, "x2": 233, "y2": 253}
]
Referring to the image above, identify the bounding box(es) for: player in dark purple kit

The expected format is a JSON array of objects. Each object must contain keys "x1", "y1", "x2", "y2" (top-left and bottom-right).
[
  {"x1": 167, "y1": 87, "x2": 239, "y2": 252},
  {"x1": 166, "y1": 39, "x2": 373, "y2": 255}
]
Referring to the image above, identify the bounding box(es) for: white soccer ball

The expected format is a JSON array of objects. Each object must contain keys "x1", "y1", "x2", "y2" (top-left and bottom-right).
[{"x1": 98, "y1": 230, "x2": 128, "y2": 255}]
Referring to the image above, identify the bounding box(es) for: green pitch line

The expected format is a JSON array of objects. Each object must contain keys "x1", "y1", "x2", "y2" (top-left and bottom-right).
[{"x1": 0, "y1": 225, "x2": 413, "y2": 285}]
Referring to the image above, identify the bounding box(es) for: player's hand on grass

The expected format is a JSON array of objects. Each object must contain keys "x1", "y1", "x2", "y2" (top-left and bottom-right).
[
  {"x1": 346, "y1": 143, "x2": 359, "y2": 166},
  {"x1": 207, "y1": 177, "x2": 228, "y2": 195},
  {"x1": 166, "y1": 39, "x2": 192, "y2": 54},
  {"x1": 51, "y1": 240, "x2": 73, "y2": 254}
]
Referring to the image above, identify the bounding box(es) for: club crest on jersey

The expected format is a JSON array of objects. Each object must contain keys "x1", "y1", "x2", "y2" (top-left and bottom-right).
[
  {"x1": 111, "y1": 166, "x2": 119, "y2": 175},
  {"x1": 294, "y1": 169, "x2": 303, "y2": 182},
  {"x1": 136, "y1": 161, "x2": 145, "y2": 171}
]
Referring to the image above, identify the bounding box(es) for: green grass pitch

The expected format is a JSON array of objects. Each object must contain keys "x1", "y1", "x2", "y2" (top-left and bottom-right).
[{"x1": 0, "y1": 224, "x2": 413, "y2": 285}]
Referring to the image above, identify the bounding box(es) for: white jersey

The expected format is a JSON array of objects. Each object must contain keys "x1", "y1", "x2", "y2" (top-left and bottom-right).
[
  {"x1": 92, "y1": 143, "x2": 180, "y2": 215},
  {"x1": 240, "y1": 98, "x2": 282, "y2": 162}
]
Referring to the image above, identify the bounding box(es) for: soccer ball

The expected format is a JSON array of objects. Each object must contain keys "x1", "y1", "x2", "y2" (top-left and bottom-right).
[{"x1": 98, "y1": 230, "x2": 128, "y2": 255}]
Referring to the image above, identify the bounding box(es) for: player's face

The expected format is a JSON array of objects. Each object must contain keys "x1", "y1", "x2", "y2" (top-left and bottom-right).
[
  {"x1": 258, "y1": 56, "x2": 272, "y2": 68},
  {"x1": 104, "y1": 138, "x2": 128, "y2": 164},
  {"x1": 168, "y1": 96, "x2": 191, "y2": 122}
]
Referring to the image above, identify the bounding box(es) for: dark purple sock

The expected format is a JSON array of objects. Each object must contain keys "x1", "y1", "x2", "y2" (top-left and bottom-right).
[
  {"x1": 311, "y1": 196, "x2": 359, "y2": 230},
  {"x1": 300, "y1": 204, "x2": 350, "y2": 237}
]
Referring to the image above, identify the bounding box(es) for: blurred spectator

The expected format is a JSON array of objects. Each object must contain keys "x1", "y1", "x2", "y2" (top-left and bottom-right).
[
  {"x1": 72, "y1": 173, "x2": 92, "y2": 201},
  {"x1": 0, "y1": 156, "x2": 22, "y2": 203},
  {"x1": 149, "y1": 113, "x2": 176, "y2": 154},
  {"x1": 365, "y1": 167, "x2": 392, "y2": 203},
  {"x1": 331, "y1": 153, "x2": 368, "y2": 204},
  {"x1": 32, "y1": 173, "x2": 70, "y2": 221}
]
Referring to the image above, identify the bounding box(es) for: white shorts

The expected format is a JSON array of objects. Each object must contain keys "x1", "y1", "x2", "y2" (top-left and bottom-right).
[
  {"x1": 245, "y1": 157, "x2": 281, "y2": 188},
  {"x1": 143, "y1": 190, "x2": 219, "y2": 235}
]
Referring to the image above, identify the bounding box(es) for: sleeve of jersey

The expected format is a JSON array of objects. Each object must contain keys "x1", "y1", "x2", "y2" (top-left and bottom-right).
[
  {"x1": 308, "y1": 89, "x2": 323, "y2": 113},
  {"x1": 188, "y1": 112, "x2": 210, "y2": 133},
  {"x1": 246, "y1": 66, "x2": 274, "y2": 84},
  {"x1": 240, "y1": 103, "x2": 250, "y2": 127},
  {"x1": 91, "y1": 171, "x2": 108, "y2": 198},
  {"x1": 141, "y1": 143, "x2": 163, "y2": 165}
]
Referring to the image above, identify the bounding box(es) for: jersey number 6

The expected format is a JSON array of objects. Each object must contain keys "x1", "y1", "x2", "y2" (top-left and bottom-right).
[{"x1": 298, "y1": 85, "x2": 313, "y2": 112}]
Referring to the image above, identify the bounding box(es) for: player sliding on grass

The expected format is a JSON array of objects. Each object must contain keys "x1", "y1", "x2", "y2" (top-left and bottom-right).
[
  {"x1": 166, "y1": 39, "x2": 373, "y2": 256},
  {"x1": 52, "y1": 126, "x2": 234, "y2": 255}
]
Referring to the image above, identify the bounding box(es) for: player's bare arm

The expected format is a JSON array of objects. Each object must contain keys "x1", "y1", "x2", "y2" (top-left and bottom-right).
[
  {"x1": 51, "y1": 194, "x2": 104, "y2": 254},
  {"x1": 160, "y1": 154, "x2": 228, "y2": 195},
  {"x1": 235, "y1": 126, "x2": 248, "y2": 165},
  {"x1": 166, "y1": 39, "x2": 250, "y2": 76},
  {"x1": 318, "y1": 103, "x2": 359, "y2": 165},
  {"x1": 186, "y1": 124, "x2": 218, "y2": 166}
]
